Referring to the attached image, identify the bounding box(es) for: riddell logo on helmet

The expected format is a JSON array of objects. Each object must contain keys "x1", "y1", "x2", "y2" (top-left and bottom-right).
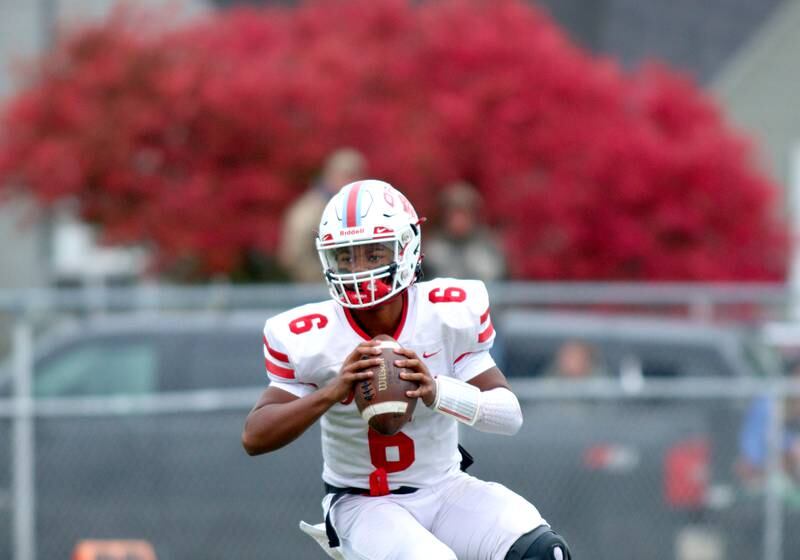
[{"x1": 340, "y1": 227, "x2": 365, "y2": 236}]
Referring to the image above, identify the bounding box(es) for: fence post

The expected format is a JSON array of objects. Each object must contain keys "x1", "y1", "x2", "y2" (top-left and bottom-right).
[
  {"x1": 763, "y1": 383, "x2": 784, "y2": 560},
  {"x1": 12, "y1": 318, "x2": 35, "y2": 560},
  {"x1": 789, "y1": 142, "x2": 800, "y2": 321}
]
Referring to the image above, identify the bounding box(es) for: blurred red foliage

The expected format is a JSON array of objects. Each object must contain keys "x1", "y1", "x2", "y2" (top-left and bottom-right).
[{"x1": 0, "y1": 0, "x2": 787, "y2": 280}]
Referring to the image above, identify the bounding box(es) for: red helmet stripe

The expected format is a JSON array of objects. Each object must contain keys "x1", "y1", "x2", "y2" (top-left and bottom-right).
[{"x1": 345, "y1": 181, "x2": 363, "y2": 228}]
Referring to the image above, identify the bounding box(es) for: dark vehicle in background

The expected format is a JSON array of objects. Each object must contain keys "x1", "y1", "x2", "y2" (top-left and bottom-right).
[
  {"x1": 0, "y1": 312, "x2": 318, "y2": 560},
  {"x1": 0, "y1": 310, "x2": 785, "y2": 559},
  {"x1": 500, "y1": 310, "x2": 775, "y2": 380}
]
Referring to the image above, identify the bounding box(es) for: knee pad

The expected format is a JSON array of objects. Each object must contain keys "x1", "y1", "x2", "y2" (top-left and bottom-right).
[{"x1": 505, "y1": 525, "x2": 572, "y2": 560}]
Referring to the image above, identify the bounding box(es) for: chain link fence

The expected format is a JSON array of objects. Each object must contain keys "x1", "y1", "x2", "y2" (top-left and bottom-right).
[
  {"x1": 0, "y1": 283, "x2": 798, "y2": 559},
  {"x1": 1, "y1": 386, "x2": 799, "y2": 560}
]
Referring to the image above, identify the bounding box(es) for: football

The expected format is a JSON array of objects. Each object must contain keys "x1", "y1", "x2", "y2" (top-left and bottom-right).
[{"x1": 354, "y1": 334, "x2": 417, "y2": 435}]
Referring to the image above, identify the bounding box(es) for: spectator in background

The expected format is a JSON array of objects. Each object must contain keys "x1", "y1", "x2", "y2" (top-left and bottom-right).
[
  {"x1": 423, "y1": 181, "x2": 507, "y2": 282},
  {"x1": 545, "y1": 339, "x2": 607, "y2": 380},
  {"x1": 736, "y1": 360, "x2": 800, "y2": 488},
  {"x1": 279, "y1": 148, "x2": 367, "y2": 282}
]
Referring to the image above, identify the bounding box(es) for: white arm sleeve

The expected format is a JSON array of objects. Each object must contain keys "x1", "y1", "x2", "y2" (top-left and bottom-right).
[
  {"x1": 431, "y1": 377, "x2": 523, "y2": 435},
  {"x1": 474, "y1": 387, "x2": 523, "y2": 435}
]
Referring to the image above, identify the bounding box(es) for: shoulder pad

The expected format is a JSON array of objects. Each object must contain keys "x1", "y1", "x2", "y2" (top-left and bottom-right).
[
  {"x1": 419, "y1": 278, "x2": 495, "y2": 354},
  {"x1": 263, "y1": 301, "x2": 337, "y2": 383}
]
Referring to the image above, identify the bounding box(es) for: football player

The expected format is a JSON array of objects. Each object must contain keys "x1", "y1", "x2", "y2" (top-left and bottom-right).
[{"x1": 243, "y1": 180, "x2": 571, "y2": 559}]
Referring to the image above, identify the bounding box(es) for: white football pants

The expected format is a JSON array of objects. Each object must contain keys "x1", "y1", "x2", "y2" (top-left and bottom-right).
[{"x1": 325, "y1": 471, "x2": 546, "y2": 560}]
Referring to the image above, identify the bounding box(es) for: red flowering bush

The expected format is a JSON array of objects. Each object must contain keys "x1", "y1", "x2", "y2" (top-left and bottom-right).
[{"x1": 0, "y1": 0, "x2": 787, "y2": 280}]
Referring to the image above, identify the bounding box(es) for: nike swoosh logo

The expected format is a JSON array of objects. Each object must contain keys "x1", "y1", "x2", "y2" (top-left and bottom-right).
[{"x1": 422, "y1": 350, "x2": 441, "y2": 359}]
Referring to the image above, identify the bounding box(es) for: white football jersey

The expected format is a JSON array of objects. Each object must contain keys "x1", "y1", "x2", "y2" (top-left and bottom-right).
[{"x1": 262, "y1": 278, "x2": 497, "y2": 490}]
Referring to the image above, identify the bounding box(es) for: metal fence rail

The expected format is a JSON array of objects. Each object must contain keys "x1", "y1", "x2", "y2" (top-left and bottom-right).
[
  {"x1": 1, "y1": 378, "x2": 799, "y2": 417},
  {"x1": 0, "y1": 281, "x2": 790, "y2": 315}
]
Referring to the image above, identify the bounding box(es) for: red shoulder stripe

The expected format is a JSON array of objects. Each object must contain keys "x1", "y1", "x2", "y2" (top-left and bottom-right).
[
  {"x1": 266, "y1": 359, "x2": 295, "y2": 379},
  {"x1": 478, "y1": 321, "x2": 494, "y2": 343},
  {"x1": 263, "y1": 335, "x2": 289, "y2": 363},
  {"x1": 480, "y1": 307, "x2": 490, "y2": 324}
]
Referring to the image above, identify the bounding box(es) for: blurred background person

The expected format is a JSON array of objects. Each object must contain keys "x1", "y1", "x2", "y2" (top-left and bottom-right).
[
  {"x1": 278, "y1": 147, "x2": 367, "y2": 282},
  {"x1": 423, "y1": 181, "x2": 507, "y2": 282},
  {"x1": 545, "y1": 339, "x2": 607, "y2": 380},
  {"x1": 736, "y1": 359, "x2": 800, "y2": 489}
]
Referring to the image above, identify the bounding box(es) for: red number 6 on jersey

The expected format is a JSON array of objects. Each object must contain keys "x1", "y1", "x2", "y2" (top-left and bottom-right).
[
  {"x1": 428, "y1": 287, "x2": 467, "y2": 303},
  {"x1": 288, "y1": 313, "x2": 329, "y2": 334},
  {"x1": 368, "y1": 430, "x2": 415, "y2": 473}
]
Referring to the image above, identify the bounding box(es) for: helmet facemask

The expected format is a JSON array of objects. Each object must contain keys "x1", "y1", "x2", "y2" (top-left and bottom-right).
[{"x1": 320, "y1": 240, "x2": 404, "y2": 308}]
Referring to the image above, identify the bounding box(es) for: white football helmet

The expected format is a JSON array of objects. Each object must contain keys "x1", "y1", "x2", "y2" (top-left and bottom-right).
[{"x1": 316, "y1": 180, "x2": 423, "y2": 308}]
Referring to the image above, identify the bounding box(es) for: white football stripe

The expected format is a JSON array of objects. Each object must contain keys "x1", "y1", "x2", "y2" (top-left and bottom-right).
[
  {"x1": 376, "y1": 341, "x2": 401, "y2": 350},
  {"x1": 361, "y1": 401, "x2": 408, "y2": 421}
]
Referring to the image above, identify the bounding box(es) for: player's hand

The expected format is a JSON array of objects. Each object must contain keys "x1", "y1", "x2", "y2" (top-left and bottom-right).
[
  {"x1": 324, "y1": 340, "x2": 382, "y2": 405},
  {"x1": 395, "y1": 348, "x2": 436, "y2": 407}
]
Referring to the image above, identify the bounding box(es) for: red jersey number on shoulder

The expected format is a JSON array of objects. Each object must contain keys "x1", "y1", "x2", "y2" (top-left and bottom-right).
[
  {"x1": 428, "y1": 287, "x2": 467, "y2": 304},
  {"x1": 368, "y1": 429, "x2": 415, "y2": 473},
  {"x1": 288, "y1": 313, "x2": 329, "y2": 334}
]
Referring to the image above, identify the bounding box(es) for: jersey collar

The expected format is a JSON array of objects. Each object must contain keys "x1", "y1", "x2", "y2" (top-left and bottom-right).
[{"x1": 342, "y1": 289, "x2": 410, "y2": 341}]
